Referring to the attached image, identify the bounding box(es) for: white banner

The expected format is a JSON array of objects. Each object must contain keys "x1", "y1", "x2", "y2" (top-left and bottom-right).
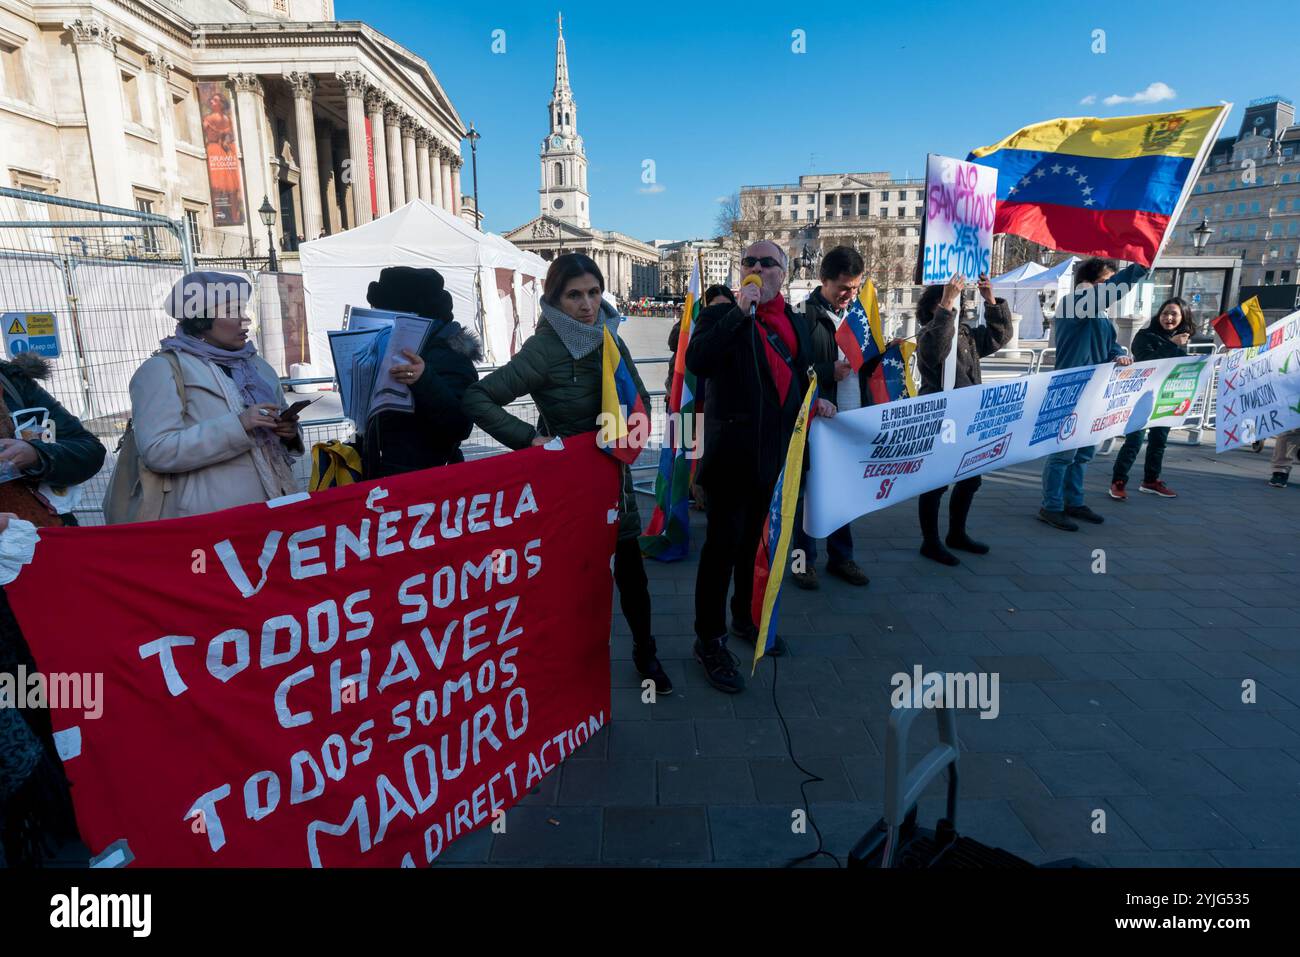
[
  {"x1": 805, "y1": 354, "x2": 1213, "y2": 537},
  {"x1": 1215, "y1": 309, "x2": 1300, "y2": 452}
]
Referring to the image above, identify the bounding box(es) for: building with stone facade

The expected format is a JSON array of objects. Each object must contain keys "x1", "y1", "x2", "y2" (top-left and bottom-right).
[
  {"x1": 654, "y1": 238, "x2": 737, "y2": 297},
  {"x1": 735, "y1": 171, "x2": 924, "y2": 332},
  {"x1": 0, "y1": 0, "x2": 469, "y2": 261},
  {"x1": 504, "y1": 16, "x2": 656, "y2": 302},
  {"x1": 1165, "y1": 95, "x2": 1300, "y2": 318}
]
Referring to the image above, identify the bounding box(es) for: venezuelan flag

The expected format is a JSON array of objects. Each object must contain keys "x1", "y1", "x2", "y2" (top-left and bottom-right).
[
  {"x1": 749, "y1": 374, "x2": 819, "y2": 672},
  {"x1": 867, "y1": 340, "x2": 918, "y2": 405},
  {"x1": 969, "y1": 105, "x2": 1230, "y2": 267},
  {"x1": 598, "y1": 325, "x2": 647, "y2": 466},
  {"x1": 834, "y1": 279, "x2": 886, "y2": 371},
  {"x1": 1213, "y1": 296, "x2": 1267, "y2": 349},
  {"x1": 640, "y1": 255, "x2": 701, "y2": 561}
]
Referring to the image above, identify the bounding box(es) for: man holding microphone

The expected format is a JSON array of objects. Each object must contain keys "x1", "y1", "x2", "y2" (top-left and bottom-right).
[{"x1": 685, "y1": 240, "x2": 832, "y2": 693}]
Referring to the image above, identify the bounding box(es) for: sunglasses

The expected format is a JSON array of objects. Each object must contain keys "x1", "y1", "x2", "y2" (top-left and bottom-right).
[{"x1": 741, "y1": 256, "x2": 782, "y2": 269}]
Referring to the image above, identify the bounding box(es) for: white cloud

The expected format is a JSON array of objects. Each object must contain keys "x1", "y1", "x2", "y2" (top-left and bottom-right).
[
  {"x1": 1079, "y1": 94, "x2": 1096, "y2": 106},
  {"x1": 713, "y1": 195, "x2": 730, "y2": 203},
  {"x1": 1103, "y1": 82, "x2": 1175, "y2": 107},
  {"x1": 638, "y1": 184, "x2": 666, "y2": 194}
]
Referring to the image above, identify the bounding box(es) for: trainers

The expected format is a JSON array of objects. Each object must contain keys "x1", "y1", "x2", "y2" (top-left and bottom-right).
[
  {"x1": 1269, "y1": 471, "x2": 1289, "y2": 488},
  {"x1": 1109, "y1": 479, "x2": 1127, "y2": 501},
  {"x1": 633, "y1": 651, "x2": 674, "y2": 696},
  {"x1": 694, "y1": 637, "x2": 745, "y2": 693},
  {"x1": 730, "y1": 623, "x2": 788, "y2": 657},
  {"x1": 1065, "y1": 504, "x2": 1105, "y2": 524},
  {"x1": 1139, "y1": 480, "x2": 1177, "y2": 498},
  {"x1": 1037, "y1": 508, "x2": 1079, "y2": 531},
  {"x1": 826, "y1": 560, "x2": 870, "y2": 586},
  {"x1": 790, "y1": 567, "x2": 819, "y2": 590}
]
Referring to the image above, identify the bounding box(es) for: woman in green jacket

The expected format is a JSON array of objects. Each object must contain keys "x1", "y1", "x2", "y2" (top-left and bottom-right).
[{"x1": 462, "y1": 253, "x2": 671, "y2": 695}]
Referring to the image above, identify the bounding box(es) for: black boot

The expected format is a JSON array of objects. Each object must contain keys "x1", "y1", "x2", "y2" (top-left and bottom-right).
[
  {"x1": 693, "y1": 636, "x2": 744, "y2": 694},
  {"x1": 946, "y1": 478, "x2": 989, "y2": 554},
  {"x1": 633, "y1": 638, "x2": 673, "y2": 696},
  {"x1": 918, "y1": 489, "x2": 959, "y2": 565}
]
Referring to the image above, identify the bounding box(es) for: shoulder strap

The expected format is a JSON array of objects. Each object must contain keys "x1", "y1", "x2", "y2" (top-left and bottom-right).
[{"x1": 161, "y1": 350, "x2": 187, "y2": 407}]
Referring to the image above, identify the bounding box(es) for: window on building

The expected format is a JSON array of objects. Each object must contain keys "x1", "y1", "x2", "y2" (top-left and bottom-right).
[
  {"x1": 858, "y1": 192, "x2": 870, "y2": 206},
  {"x1": 133, "y1": 195, "x2": 161, "y2": 253},
  {"x1": 1252, "y1": 201, "x2": 1261, "y2": 213},
  {"x1": 1247, "y1": 224, "x2": 1257, "y2": 238},
  {"x1": 788, "y1": 210, "x2": 796, "y2": 221},
  {"x1": 1233, "y1": 225, "x2": 1242, "y2": 238},
  {"x1": 806, "y1": 210, "x2": 814, "y2": 220},
  {"x1": 1293, "y1": 199, "x2": 1300, "y2": 211},
  {"x1": 1290, "y1": 221, "x2": 1299, "y2": 236},
  {"x1": 881, "y1": 190, "x2": 890, "y2": 201},
  {"x1": 1265, "y1": 270, "x2": 1275, "y2": 284},
  {"x1": 121, "y1": 71, "x2": 142, "y2": 125},
  {"x1": 1282, "y1": 270, "x2": 1292, "y2": 283},
  {"x1": 1206, "y1": 182, "x2": 1215, "y2": 191},
  {"x1": 184, "y1": 207, "x2": 203, "y2": 254},
  {"x1": 553, "y1": 162, "x2": 563, "y2": 185},
  {"x1": 775, "y1": 195, "x2": 782, "y2": 205},
  {"x1": 1283, "y1": 174, "x2": 1293, "y2": 184},
  {"x1": 0, "y1": 41, "x2": 30, "y2": 103}
]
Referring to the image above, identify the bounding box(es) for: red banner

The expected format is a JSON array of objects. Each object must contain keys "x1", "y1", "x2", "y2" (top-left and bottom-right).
[
  {"x1": 197, "y1": 81, "x2": 246, "y2": 228},
  {"x1": 365, "y1": 116, "x2": 378, "y2": 218},
  {"x1": 4, "y1": 438, "x2": 619, "y2": 866}
]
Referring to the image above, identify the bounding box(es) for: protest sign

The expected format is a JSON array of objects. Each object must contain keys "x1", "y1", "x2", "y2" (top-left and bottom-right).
[
  {"x1": 3, "y1": 437, "x2": 620, "y2": 867},
  {"x1": 920, "y1": 154, "x2": 998, "y2": 286},
  {"x1": 1215, "y1": 309, "x2": 1300, "y2": 452},
  {"x1": 804, "y1": 354, "x2": 1212, "y2": 536}
]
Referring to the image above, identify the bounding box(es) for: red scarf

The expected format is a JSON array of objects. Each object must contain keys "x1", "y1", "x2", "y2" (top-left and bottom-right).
[{"x1": 754, "y1": 293, "x2": 796, "y2": 404}]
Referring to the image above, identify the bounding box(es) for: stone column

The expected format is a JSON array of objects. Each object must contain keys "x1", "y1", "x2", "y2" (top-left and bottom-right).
[
  {"x1": 287, "y1": 71, "x2": 322, "y2": 240},
  {"x1": 318, "y1": 123, "x2": 342, "y2": 235},
  {"x1": 430, "y1": 144, "x2": 444, "y2": 208},
  {"x1": 339, "y1": 70, "x2": 372, "y2": 225},
  {"x1": 229, "y1": 73, "x2": 272, "y2": 235},
  {"x1": 415, "y1": 131, "x2": 432, "y2": 204},
  {"x1": 365, "y1": 90, "x2": 390, "y2": 216},
  {"x1": 146, "y1": 52, "x2": 179, "y2": 214},
  {"x1": 385, "y1": 105, "x2": 405, "y2": 207},
  {"x1": 401, "y1": 116, "x2": 418, "y2": 206},
  {"x1": 440, "y1": 149, "x2": 454, "y2": 214},
  {"x1": 65, "y1": 17, "x2": 132, "y2": 208},
  {"x1": 451, "y1": 156, "x2": 462, "y2": 216}
]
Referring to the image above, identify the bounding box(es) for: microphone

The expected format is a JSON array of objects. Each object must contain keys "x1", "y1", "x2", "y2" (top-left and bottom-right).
[{"x1": 741, "y1": 273, "x2": 762, "y2": 317}]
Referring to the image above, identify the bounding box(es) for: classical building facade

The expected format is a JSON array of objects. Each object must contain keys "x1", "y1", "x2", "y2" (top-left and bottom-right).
[
  {"x1": 655, "y1": 238, "x2": 737, "y2": 297},
  {"x1": 0, "y1": 0, "x2": 468, "y2": 259},
  {"x1": 1166, "y1": 95, "x2": 1300, "y2": 310},
  {"x1": 505, "y1": 17, "x2": 655, "y2": 301},
  {"x1": 736, "y1": 171, "x2": 925, "y2": 331}
]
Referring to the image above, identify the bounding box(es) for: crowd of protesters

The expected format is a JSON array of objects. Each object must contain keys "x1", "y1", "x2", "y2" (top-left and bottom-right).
[{"x1": 1, "y1": 241, "x2": 1296, "y2": 864}]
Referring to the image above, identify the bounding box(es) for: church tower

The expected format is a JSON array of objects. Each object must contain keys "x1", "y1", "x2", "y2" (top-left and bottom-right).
[{"x1": 539, "y1": 13, "x2": 590, "y2": 228}]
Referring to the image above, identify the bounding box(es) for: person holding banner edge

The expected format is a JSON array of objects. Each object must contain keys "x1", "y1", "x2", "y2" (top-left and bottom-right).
[
  {"x1": 1038, "y1": 257, "x2": 1143, "y2": 531},
  {"x1": 915, "y1": 273, "x2": 1014, "y2": 565},
  {"x1": 461, "y1": 253, "x2": 672, "y2": 696},
  {"x1": 1108, "y1": 297, "x2": 1193, "y2": 501}
]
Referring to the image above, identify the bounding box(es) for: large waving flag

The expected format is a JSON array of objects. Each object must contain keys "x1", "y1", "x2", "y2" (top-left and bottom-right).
[
  {"x1": 834, "y1": 279, "x2": 886, "y2": 371},
  {"x1": 750, "y1": 373, "x2": 819, "y2": 672},
  {"x1": 969, "y1": 105, "x2": 1231, "y2": 267},
  {"x1": 867, "y1": 340, "x2": 918, "y2": 405},
  {"x1": 1213, "y1": 295, "x2": 1267, "y2": 349},
  {"x1": 598, "y1": 325, "x2": 648, "y2": 465},
  {"x1": 640, "y1": 254, "x2": 702, "y2": 561}
]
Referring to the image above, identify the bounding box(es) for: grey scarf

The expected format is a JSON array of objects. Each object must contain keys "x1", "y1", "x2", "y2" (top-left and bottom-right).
[{"x1": 540, "y1": 298, "x2": 621, "y2": 360}]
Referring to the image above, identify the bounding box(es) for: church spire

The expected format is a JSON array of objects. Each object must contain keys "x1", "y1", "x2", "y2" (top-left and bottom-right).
[{"x1": 553, "y1": 12, "x2": 571, "y2": 98}]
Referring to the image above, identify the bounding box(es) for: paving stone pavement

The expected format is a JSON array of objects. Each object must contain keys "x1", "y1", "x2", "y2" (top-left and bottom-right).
[{"x1": 438, "y1": 426, "x2": 1300, "y2": 868}]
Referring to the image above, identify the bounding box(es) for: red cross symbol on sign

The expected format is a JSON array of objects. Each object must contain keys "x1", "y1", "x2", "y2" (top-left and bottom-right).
[
  {"x1": 1223, "y1": 372, "x2": 1241, "y2": 392},
  {"x1": 1223, "y1": 425, "x2": 1241, "y2": 445},
  {"x1": 1222, "y1": 398, "x2": 1237, "y2": 418}
]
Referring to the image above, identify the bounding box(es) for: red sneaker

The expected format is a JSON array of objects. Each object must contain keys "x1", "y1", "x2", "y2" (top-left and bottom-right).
[
  {"x1": 1140, "y1": 480, "x2": 1177, "y2": 498},
  {"x1": 1108, "y1": 479, "x2": 1127, "y2": 501}
]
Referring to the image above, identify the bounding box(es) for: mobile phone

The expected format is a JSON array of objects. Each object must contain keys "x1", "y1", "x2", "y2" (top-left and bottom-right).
[{"x1": 282, "y1": 396, "x2": 321, "y2": 417}]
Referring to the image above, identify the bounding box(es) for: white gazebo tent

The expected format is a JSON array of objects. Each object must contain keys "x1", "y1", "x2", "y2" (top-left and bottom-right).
[
  {"x1": 979, "y1": 256, "x2": 1078, "y2": 339},
  {"x1": 299, "y1": 200, "x2": 546, "y2": 371}
]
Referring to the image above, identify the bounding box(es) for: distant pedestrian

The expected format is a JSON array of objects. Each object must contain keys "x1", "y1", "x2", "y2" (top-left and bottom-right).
[
  {"x1": 1109, "y1": 297, "x2": 1193, "y2": 501},
  {"x1": 915, "y1": 274, "x2": 1013, "y2": 565},
  {"x1": 1038, "y1": 256, "x2": 1145, "y2": 531}
]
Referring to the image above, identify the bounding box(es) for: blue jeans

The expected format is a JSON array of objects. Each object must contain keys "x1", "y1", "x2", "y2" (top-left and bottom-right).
[
  {"x1": 1041, "y1": 445, "x2": 1097, "y2": 512},
  {"x1": 791, "y1": 490, "x2": 854, "y2": 567}
]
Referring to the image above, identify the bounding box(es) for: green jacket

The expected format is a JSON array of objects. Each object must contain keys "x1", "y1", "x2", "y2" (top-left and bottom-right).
[{"x1": 461, "y1": 317, "x2": 651, "y2": 540}]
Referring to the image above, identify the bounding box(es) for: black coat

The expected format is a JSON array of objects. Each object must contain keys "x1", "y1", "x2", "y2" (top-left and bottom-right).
[
  {"x1": 685, "y1": 300, "x2": 813, "y2": 490},
  {"x1": 364, "y1": 323, "x2": 482, "y2": 478},
  {"x1": 916, "y1": 300, "x2": 1014, "y2": 395},
  {"x1": 0, "y1": 353, "x2": 105, "y2": 498},
  {"x1": 1130, "y1": 326, "x2": 1189, "y2": 362}
]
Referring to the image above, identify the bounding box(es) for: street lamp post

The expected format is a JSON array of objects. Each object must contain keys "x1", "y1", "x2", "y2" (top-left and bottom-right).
[
  {"x1": 1192, "y1": 218, "x2": 1213, "y2": 256},
  {"x1": 467, "y1": 123, "x2": 481, "y2": 229},
  {"x1": 258, "y1": 195, "x2": 279, "y2": 272}
]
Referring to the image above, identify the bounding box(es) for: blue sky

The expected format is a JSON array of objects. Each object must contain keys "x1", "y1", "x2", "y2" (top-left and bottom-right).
[{"x1": 340, "y1": 0, "x2": 1294, "y2": 241}]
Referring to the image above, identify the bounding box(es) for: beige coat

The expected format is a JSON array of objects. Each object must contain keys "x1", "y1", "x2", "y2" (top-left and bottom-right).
[{"x1": 128, "y1": 350, "x2": 301, "y2": 518}]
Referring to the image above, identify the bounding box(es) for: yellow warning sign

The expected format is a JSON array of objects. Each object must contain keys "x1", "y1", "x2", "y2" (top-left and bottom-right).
[
  {"x1": 7, "y1": 317, "x2": 25, "y2": 335},
  {"x1": 25, "y1": 313, "x2": 54, "y2": 336}
]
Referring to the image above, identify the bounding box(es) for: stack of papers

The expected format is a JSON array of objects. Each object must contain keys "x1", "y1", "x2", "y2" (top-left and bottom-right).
[{"x1": 328, "y1": 306, "x2": 435, "y2": 430}]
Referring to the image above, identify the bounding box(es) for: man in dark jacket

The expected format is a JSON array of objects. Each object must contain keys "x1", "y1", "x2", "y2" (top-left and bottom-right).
[
  {"x1": 686, "y1": 240, "x2": 831, "y2": 693},
  {"x1": 789, "y1": 246, "x2": 871, "y2": 590},
  {"x1": 364, "y1": 266, "x2": 481, "y2": 479}
]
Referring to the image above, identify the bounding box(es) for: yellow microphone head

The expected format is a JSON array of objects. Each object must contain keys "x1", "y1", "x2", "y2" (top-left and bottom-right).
[{"x1": 741, "y1": 274, "x2": 763, "y2": 289}]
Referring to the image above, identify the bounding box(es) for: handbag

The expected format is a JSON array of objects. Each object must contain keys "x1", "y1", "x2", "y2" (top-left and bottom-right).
[{"x1": 102, "y1": 351, "x2": 185, "y2": 524}]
